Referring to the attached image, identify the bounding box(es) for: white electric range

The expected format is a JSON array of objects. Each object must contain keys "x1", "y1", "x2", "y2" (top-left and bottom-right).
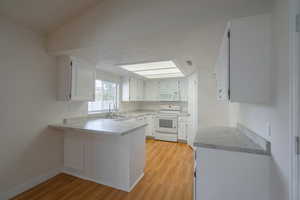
[{"x1": 154, "y1": 105, "x2": 181, "y2": 142}]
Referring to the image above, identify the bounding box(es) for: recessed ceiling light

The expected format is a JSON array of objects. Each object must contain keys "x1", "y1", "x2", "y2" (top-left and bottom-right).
[{"x1": 119, "y1": 60, "x2": 184, "y2": 79}]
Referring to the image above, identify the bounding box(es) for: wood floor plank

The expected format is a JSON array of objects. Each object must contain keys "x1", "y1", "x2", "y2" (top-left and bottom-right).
[{"x1": 10, "y1": 139, "x2": 194, "y2": 200}]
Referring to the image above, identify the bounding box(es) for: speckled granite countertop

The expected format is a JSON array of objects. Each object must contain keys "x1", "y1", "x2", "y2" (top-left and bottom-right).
[
  {"x1": 193, "y1": 126, "x2": 270, "y2": 155},
  {"x1": 49, "y1": 118, "x2": 147, "y2": 136}
]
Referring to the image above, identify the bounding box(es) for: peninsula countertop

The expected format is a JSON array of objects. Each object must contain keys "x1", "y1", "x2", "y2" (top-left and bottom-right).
[
  {"x1": 49, "y1": 117, "x2": 148, "y2": 136},
  {"x1": 193, "y1": 126, "x2": 270, "y2": 155}
]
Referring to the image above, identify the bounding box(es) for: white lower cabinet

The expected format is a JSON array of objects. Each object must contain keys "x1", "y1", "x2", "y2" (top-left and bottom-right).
[
  {"x1": 178, "y1": 117, "x2": 189, "y2": 141},
  {"x1": 195, "y1": 147, "x2": 271, "y2": 200},
  {"x1": 145, "y1": 116, "x2": 154, "y2": 137},
  {"x1": 64, "y1": 133, "x2": 85, "y2": 171},
  {"x1": 136, "y1": 115, "x2": 154, "y2": 137},
  {"x1": 63, "y1": 129, "x2": 146, "y2": 192}
]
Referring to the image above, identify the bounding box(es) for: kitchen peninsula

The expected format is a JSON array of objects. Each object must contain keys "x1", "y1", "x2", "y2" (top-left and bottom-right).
[{"x1": 49, "y1": 117, "x2": 147, "y2": 192}]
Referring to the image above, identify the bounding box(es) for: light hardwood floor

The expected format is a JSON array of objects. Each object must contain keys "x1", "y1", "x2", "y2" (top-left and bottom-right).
[{"x1": 11, "y1": 139, "x2": 194, "y2": 200}]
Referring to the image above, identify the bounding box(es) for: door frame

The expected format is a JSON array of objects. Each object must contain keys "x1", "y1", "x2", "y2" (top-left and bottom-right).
[{"x1": 289, "y1": 0, "x2": 300, "y2": 199}]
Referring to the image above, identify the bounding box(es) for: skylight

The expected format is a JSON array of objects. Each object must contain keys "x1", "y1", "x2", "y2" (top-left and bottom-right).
[{"x1": 119, "y1": 61, "x2": 184, "y2": 79}]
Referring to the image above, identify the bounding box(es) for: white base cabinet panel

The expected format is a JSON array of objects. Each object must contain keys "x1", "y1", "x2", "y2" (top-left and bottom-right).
[
  {"x1": 195, "y1": 148, "x2": 270, "y2": 200},
  {"x1": 63, "y1": 128, "x2": 145, "y2": 192},
  {"x1": 145, "y1": 116, "x2": 154, "y2": 137},
  {"x1": 178, "y1": 117, "x2": 190, "y2": 141}
]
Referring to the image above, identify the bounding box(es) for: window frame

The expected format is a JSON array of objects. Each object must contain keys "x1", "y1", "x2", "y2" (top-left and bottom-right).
[{"x1": 88, "y1": 79, "x2": 120, "y2": 114}]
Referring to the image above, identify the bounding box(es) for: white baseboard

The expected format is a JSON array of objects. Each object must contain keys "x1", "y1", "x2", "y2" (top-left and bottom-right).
[
  {"x1": 0, "y1": 168, "x2": 62, "y2": 200},
  {"x1": 62, "y1": 168, "x2": 129, "y2": 192},
  {"x1": 129, "y1": 173, "x2": 144, "y2": 192},
  {"x1": 0, "y1": 168, "x2": 144, "y2": 199},
  {"x1": 62, "y1": 168, "x2": 144, "y2": 192}
]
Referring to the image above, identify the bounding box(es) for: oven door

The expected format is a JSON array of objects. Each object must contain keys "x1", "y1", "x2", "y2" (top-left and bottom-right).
[{"x1": 155, "y1": 117, "x2": 178, "y2": 133}]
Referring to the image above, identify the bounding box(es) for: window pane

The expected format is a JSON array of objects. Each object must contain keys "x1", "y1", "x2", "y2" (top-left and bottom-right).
[{"x1": 88, "y1": 80, "x2": 119, "y2": 112}]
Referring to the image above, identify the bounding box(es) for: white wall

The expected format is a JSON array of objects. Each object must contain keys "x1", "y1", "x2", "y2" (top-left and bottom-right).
[
  {"x1": 96, "y1": 68, "x2": 121, "y2": 83},
  {"x1": 198, "y1": 67, "x2": 237, "y2": 127},
  {"x1": 46, "y1": 0, "x2": 273, "y2": 79},
  {"x1": 0, "y1": 17, "x2": 87, "y2": 197},
  {"x1": 236, "y1": 0, "x2": 291, "y2": 199}
]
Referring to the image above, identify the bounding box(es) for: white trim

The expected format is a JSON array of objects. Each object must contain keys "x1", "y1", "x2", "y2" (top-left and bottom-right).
[
  {"x1": 0, "y1": 168, "x2": 62, "y2": 200},
  {"x1": 129, "y1": 173, "x2": 144, "y2": 192},
  {"x1": 0, "y1": 167, "x2": 144, "y2": 200},
  {"x1": 289, "y1": 0, "x2": 299, "y2": 199},
  {"x1": 62, "y1": 169, "x2": 144, "y2": 192}
]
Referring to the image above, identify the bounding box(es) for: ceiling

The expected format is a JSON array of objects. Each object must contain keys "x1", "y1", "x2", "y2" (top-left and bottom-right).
[
  {"x1": 0, "y1": 0, "x2": 103, "y2": 34},
  {"x1": 49, "y1": 0, "x2": 272, "y2": 77},
  {"x1": 0, "y1": 0, "x2": 273, "y2": 78}
]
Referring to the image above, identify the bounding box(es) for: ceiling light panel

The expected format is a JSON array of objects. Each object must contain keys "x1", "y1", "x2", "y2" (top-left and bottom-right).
[
  {"x1": 119, "y1": 60, "x2": 185, "y2": 79},
  {"x1": 144, "y1": 73, "x2": 185, "y2": 79},
  {"x1": 120, "y1": 61, "x2": 177, "y2": 71},
  {"x1": 134, "y1": 68, "x2": 181, "y2": 76}
]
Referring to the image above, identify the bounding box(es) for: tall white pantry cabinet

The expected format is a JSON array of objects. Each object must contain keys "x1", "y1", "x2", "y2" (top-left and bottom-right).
[
  {"x1": 215, "y1": 14, "x2": 271, "y2": 104},
  {"x1": 57, "y1": 56, "x2": 96, "y2": 101}
]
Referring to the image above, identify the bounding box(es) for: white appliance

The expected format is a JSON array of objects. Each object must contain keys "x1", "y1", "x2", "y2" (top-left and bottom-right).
[{"x1": 154, "y1": 105, "x2": 181, "y2": 142}]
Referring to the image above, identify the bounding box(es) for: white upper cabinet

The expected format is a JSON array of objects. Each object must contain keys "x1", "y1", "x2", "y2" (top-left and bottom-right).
[
  {"x1": 215, "y1": 28, "x2": 230, "y2": 101},
  {"x1": 158, "y1": 79, "x2": 179, "y2": 101},
  {"x1": 179, "y1": 79, "x2": 188, "y2": 102},
  {"x1": 144, "y1": 80, "x2": 159, "y2": 101},
  {"x1": 122, "y1": 77, "x2": 144, "y2": 101},
  {"x1": 122, "y1": 77, "x2": 187, "y2": 102},
  {"x1": 215, "y1": 14, "x2": 271, "y2": 104},
  {"x1": 57, "y1": 56, "x2": 96, "y2": 101}
]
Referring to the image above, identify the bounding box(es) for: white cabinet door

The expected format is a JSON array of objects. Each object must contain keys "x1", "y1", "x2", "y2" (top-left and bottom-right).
[
  {"x1": 230, "y1": 14, "x2": 271, "y2": 104},
  {"x1": 178, "y1": 117, "x2": 188, "y2": 140},
  {"x1": 122, "y1": 77, "x2": 144, "y2": 101},
  {"x1": 71, "y1": 57, "x2": 96, "y2": 101},
  {"x1": 145, "y1": 116, "x2": 154, "y2": 136},
  {"x1": 129, "y1": 78, "x2": 136, "y2": 101},
  {"x1": 195, "y1": 148, "x2": 271, "y2": 200},
  {"x1": 178, "y1": 122, "x2": 186, "y2": 140},
  {"x1": 144, "y1": 80, "x2": 159, "y2": 101},
  {"x1": 215, "y1": 14, "x2": 271, "y2": 104},
  {"x1": 57, "y1": 56, "x2": 96, "y2": 101},
  {"x1": 215, "y1": 29, "x2": 229, "y2": 101},
  {"x1": 159, "y1": 79, "x2": 179, "y2": 101},
  {"x1": 179, "y1": 79, "x2": 188, "y2": 101},
  {"x1": 137, "y1": 79, "x2": 144, "y2": 100},
  {"x1": 122, "y1": 78, "x2": 130, "y2": 101}
]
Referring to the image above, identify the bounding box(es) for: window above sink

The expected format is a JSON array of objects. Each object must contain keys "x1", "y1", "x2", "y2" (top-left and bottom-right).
[{"x1": 88, "y1": 80, "x2": 119, "y2": 113}]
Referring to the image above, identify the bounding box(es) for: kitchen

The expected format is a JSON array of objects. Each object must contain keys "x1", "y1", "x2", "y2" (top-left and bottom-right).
[
  {"x1": 0, "y1": 0, "x2": 297, "y2": 200},
  {"x1": 47, "y1": 57, "x2": 197, "y2": 196}
]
